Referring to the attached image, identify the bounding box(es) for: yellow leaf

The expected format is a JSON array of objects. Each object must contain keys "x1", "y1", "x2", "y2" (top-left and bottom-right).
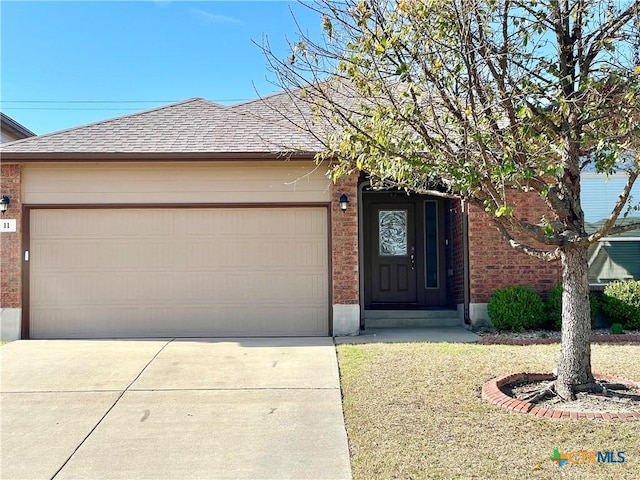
[{"x1": 635, "y1": 66, "x2": 640, "y2": 75}]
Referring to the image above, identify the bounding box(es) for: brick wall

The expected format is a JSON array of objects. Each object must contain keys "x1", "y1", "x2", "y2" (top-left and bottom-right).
[
  {"x1": 468, "y1": 192, "x2": 561, "y2": 303},
  {"x1": 330, "y1": 175, "x2": 359, "y2": 305},
  {"x1": 450, "y1": 199, "x2": 465, "y2": 305},
  {"x1": 1, "y1": 163, "x2": 22, "y2": 308}
]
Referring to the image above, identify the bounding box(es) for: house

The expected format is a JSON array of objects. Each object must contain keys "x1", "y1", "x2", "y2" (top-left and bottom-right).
[
  {"x1": 1, "y1": 113, "x2": 35, "y2": 143},
  {"x1": 0, "y1": 96, "x2": 564, "y2": 340},
  {"x1": 588, "y1": 237, "x2": 640, "y2": 284},
  {"x1": 583, "y1": 178, "x2": 640, "y2": 286}
]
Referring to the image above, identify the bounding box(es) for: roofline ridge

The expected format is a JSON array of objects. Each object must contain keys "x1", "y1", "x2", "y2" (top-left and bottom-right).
[
  {"x1": 191, "y1": 97, "x2": 227, "y2": 108},
  {"x1": 228, "y1": 79, "x2": 335, "y2": 110},
  {"x1": 194, "y1": 94, "x2": 296, "y2": 131},
  {"x1": 226, "y1": 104, "x2": 307, "y2": 134},
  {"x1": 230, "y1": 88, "x2": 301, "y2": 108}
]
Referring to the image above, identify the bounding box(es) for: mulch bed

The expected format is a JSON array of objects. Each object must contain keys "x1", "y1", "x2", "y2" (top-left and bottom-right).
[
  {"x1": 482, "y1": 372, "x2": 640, "y2": 420},
  {"x1": 479, "y1": 331, "x2": 640, "y2": 345}
]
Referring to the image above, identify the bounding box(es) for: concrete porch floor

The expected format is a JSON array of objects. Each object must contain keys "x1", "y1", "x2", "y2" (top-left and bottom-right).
[{"x1": 334, "y1": 327, "x2": 480, "y2": 344}]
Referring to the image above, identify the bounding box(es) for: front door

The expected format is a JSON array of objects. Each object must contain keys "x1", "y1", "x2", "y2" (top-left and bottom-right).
[
  {"x1": 363, "y1": 192, "x2": 449, "y2": 308},
  {"x1": 369, "y1": 203, "x2": 417, "y2": 303}
]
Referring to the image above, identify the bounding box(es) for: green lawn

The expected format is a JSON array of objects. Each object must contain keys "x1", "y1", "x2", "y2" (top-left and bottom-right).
[{"x1": 337, "y1": 342, "x2": 640, "y2": 480}]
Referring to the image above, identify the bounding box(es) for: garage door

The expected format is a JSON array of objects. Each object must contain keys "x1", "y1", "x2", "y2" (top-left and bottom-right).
[{"x1": 29, "y1": 208, "x2": 328, "y2": 338}]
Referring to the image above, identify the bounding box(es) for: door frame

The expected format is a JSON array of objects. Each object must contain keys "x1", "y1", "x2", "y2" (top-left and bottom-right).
[
  {"x1": 21, "y1": 203, "x2": 332, "y2": 339},
  {"x1": 359, "y1": 186, "x2": 450, "y2": 319}
]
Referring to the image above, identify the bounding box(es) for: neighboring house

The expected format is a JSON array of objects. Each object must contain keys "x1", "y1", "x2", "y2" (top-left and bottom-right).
[
  {"x1": 5, "y1": 94, "x2": 629, "y2": 341},
  {"x1": 588, "y1": 240, "x2": 640, "y2": 283},
  {"x1": 582, "y1": 174, "x2": 640, "y2": 285},
  {"x1": 1, "y1": 113, "x2": 35, "y2": 143}
]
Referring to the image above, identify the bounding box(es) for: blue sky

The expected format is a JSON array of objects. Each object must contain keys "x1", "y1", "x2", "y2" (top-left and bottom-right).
[
  {"x1": 1, "y1": 1, "x2": 637, "y2": 224},
  {"x1": 1, "y1": 1, "x2": 322, "y2": 134}
]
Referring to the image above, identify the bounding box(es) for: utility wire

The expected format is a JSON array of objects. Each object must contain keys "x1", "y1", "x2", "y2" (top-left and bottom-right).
[
  {"x1": 1, "y1": 98, "x2": 254, "y2": 103},
  {"x1": 2, "y1": 108, "x2": 158, "y2": 111},
  {"x1": 1, "y1": 98, "x2": 258, "y2": 110},
  {"x1": 1, "y1": 100, "x2": 180, "y2": 104}
]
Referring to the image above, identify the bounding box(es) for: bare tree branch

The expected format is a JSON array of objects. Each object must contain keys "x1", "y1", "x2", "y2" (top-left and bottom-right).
[{"x1": 494, "y1": 221, "x2": 562, "y2": 261}]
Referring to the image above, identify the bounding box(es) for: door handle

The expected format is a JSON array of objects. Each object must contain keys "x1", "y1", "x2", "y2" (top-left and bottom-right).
[{"x1": 410, "y1": 246, "x2": 415, "y2": 270}]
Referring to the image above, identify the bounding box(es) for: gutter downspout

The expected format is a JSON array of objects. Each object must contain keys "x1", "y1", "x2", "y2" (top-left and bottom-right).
[{"x1": 462, "y1": 199, "x2": 471, "y2": 325}]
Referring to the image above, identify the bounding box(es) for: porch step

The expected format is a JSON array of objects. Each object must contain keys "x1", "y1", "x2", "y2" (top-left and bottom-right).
[{"x1": 364, "y1": 310, "x2": 461, "y2": 328}]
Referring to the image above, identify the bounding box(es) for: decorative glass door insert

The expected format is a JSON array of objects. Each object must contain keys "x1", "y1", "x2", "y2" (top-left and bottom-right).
[{"x1": 379, "y1": 210, "x2": 408, "y2": 256}]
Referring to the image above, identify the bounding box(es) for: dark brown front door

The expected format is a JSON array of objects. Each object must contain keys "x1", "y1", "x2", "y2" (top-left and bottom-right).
[
  {"x1": 369, "y1": 203, "x2": 417, "y2": 303},
  {"x1": 363, "y1": 192, "x2": 449, "y2": 308}
]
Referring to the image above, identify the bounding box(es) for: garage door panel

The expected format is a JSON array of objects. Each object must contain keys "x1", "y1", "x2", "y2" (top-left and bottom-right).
[
  {"x1": 127, "y1": 273, "x2": 180, "y2": 302},
  {"x1": 186, "y1": 241, "x2": 248, "y2": 269},
  {"x1": 32, "y1": 210, "x2": 177, "y2": 237},
  {"x1": 32, "y1": 305, "x2": 329, "y2": 338},
  {"x1": 33, "y1": 240, "x2": 178, "y2": 272},
  {"x1": 256, "y1": 273, "x2": 326, "y2": 301},
  {"x1": 261, "y1": 241, "x2": 324, "y2": 267},
  {"x1": 180, "y1": 210, "x2": 235, "y2": 236},
  {"x1": 33, "y1": 271, "x2": 327, "y2": 306},
  {"x1": 30, "y1": 306, "x2": 161, "y2": 339},
  {"x1": 290, "y1": 241, "x2": 326, "y2": 267},
  {"x1": 30, "y1": 208, "x2": 329, "y2": 338},
  {"x1": 289, "y1": 273, "x2": 327, "y2": 300},
  {"x1": 96, "y1": 242, "x2": 176, "y2": 270},
  {"x1": 292, "y1": 209, "x2": 327, "y2": 234},
  {"x1": 183, "y1": 274, "x2": 251, "y2": 302},
  {"x1": 255, "y1": 306, "x2": 326, "y2": 334},
  {"x1": 34, "y1": 273, "x2": 131, "y2": 305}
]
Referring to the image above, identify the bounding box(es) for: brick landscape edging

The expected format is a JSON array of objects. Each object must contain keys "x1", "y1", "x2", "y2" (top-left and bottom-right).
[
  {"x1": 479, "y1": 334, "x2": 640, "y2": 345},
  {"x1": 481, "y1": 373, "x2": 640, "y2": 420}
]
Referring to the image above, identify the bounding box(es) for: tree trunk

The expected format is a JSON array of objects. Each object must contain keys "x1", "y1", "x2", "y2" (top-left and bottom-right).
[{"x1": 555, "y1": 246, "x2": 595, "y2": 400}]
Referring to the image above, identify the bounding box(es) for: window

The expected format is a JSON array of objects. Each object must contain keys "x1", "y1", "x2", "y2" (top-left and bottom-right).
[
  {"x1": 424, "y1": 201, "x2": 439, "y2": 288},
  {"x1": 582, "y1": 173, "x2": 640, "y2": 284}
]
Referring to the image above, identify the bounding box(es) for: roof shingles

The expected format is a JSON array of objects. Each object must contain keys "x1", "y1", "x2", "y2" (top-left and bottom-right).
[{"x1": 0, "y1": 97, "x2": 322, "y2": 156}]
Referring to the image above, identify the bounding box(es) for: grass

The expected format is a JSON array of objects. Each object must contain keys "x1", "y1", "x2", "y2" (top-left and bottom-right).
[{"x1": 337, "y1": 342, "x2": 640, "y2": 480}]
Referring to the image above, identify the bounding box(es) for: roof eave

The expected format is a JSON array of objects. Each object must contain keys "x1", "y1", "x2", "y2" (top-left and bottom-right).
[
  {"x1": 1, "y1": 114, "x2": 36, "y2": 139},
  {"x1": 0, "y1": 150, "x2": 319, "y2": 162}
]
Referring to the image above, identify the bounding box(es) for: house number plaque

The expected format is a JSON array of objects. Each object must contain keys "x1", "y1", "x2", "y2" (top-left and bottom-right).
[{"x1": 0, "y1": 219, "x2": 17, "y2": 232}]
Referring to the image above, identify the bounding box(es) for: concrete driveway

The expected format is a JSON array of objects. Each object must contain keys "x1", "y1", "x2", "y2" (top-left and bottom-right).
[{"x1": 0, "y1": 338, "x2": 351, "y2": 480}]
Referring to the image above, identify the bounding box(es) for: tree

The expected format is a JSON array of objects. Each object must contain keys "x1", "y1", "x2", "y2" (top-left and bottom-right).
[{"x1": 262, "y1": 0, "x2": 640, "y2": 400}]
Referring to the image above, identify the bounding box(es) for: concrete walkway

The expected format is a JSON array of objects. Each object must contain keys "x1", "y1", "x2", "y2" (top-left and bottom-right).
[
  {"x1": 0, "y1": 338, "x2": 351, "y2": 480},
  {"x1": 334, "y1": 327, "x2": 480, "y2": 344}
]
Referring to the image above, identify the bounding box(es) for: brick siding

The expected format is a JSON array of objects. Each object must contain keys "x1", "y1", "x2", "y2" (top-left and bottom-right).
[
  {"x1": 330, "y1": 175, "x2": 359, "y2": 305},
  {"x1": 0, "y1": 162, "x2": 559, "y2": 314},
  {"x1": 450, "y1": 199, "x2": 465, "y2": 305},
  {"x1": 468, "y1": 192, "x2": 561, "y2": 303},
  {"x1": 0, "y1": 163, "x2": 22, "y2": 308}
]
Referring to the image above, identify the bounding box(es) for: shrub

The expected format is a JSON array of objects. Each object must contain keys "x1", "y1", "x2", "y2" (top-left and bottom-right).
[
  {"x1": 610, "y1": 323, "x2": 624, "y2": 335},
  {"x1": 487, "y1": 285, "x2": 546, "y2": 332},
  {"x1": 544, "y1": 283, "x2": 599, "y2": 331},
  {"x1": 602, "y1": 280, "x2": 640, "y2": 329}
]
